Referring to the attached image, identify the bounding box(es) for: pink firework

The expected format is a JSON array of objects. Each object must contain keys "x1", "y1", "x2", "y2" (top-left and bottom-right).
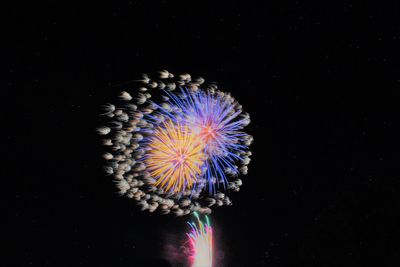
[{"x1": 187, "y1": 212, "x2": 213, "y2": 267}]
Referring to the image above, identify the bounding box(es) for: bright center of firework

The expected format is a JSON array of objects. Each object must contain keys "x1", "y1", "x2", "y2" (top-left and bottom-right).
[
  {"x1": 173, "y1": 151, "x2": 188, "y2": 164},
  {"x1": 200, "y1": 125, "x2": 216, "y2": 141},
  {"x1": 198, "y1": 123, "x2": 223, "y2": 156},
  {"x1": 145, "y1": 120, "x2": 206, "y2": 194}
]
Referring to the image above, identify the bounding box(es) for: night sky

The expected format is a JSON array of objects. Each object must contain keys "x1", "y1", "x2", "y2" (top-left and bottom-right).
[{"x1": 5, "y1": 1, "x2": 400, "y2": 266}]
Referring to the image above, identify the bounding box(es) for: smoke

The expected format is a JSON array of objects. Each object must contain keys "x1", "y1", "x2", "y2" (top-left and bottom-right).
[{"x1": 162, "y1": 232, "x2": 191, "y2": 267}]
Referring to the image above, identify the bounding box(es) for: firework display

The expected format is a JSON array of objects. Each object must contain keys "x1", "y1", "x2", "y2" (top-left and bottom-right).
[
  {"x1": 98, "y1": 70, "x2": 252, "y2": 215},
  {"x1": 187, "y1": 212, "x2": 213, "y2": 267}
]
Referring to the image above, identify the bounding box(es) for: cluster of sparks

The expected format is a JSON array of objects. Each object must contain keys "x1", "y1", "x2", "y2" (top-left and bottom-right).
[
  {"x1": 145, "y1": 120, "x2": 206, "y2": 194},
  {"x1": 98, "y1": 70, "x2": 252, "y2": 216},
  {"x1": 187, "y1": 212, "x2": 213, "y2": 267}
]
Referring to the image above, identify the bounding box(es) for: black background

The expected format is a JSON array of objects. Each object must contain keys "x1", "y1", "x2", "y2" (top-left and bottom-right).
[{"x1": 4, "y1": 1, "x2": 400, "y2": 266}]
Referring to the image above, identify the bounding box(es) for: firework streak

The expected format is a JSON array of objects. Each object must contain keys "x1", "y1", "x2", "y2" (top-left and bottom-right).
[
  {"x1": 187, "y1": 212, "x2": 213, "y2": 267},
  {"x1": 98, "y1": 70, "x2": 253, "y2": 215}
]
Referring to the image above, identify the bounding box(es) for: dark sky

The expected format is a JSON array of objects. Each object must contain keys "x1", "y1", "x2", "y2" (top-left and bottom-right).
[{"x1": 4, "y1": 1, "x2": 400, "y2": 266}]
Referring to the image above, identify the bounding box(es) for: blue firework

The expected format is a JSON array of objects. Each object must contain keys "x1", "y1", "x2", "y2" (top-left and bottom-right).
[{"x1": 154, "y1": 87, "x2": 252, "y2": 193}]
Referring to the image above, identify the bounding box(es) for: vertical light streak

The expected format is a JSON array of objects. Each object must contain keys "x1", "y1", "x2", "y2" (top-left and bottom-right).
[{"x1": 187, "y1": 212, "x2": 213, "y2": 267}]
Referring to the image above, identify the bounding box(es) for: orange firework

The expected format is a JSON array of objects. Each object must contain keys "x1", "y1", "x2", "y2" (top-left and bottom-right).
[{"x1": 145, "y1": 119, "x2": 206, "y2": 194}]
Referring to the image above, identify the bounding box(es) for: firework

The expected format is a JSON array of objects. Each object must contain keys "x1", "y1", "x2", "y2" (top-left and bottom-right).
[
  {"x1": 98, "y1": 70, "x2": 252, "y2": 215},
  {"x1": 187, "y1": 212, "x2": 213, "y2": 267},
  {"x1": 160, "y1": 87, "x2": 252, "y2": 193},
  {"x1": 144, "y1": 119, "x2": 206, "y2": 194}
]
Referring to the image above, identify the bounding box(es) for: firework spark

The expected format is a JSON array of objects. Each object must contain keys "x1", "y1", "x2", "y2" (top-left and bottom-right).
[{"x1": 187, "y1": 212, "x2": 213, "y2": 267}]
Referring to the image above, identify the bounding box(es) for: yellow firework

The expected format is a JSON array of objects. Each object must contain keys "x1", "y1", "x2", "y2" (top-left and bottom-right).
[{"x1": 145, "y1": 119, "x2": 206, "y2": 194}]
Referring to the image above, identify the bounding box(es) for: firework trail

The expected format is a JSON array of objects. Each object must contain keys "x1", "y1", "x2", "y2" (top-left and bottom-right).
[
  {"x1": 187, "y1": 212, "x2": 213, "y2": 267},
  {"x1": 98, "y1": 70, "x2": 253, "y2": 215}
]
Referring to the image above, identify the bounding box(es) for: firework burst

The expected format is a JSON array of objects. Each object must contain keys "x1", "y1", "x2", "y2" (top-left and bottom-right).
[
  {"x1": 144, "y1": 119, "x2": 206, "y2": 194},
  {"x1": 160, "y1": 87, "x2": 252, "y2": 192},
  {"x1": 98, "y1": 70, "x2": 252, "y2": 215}
]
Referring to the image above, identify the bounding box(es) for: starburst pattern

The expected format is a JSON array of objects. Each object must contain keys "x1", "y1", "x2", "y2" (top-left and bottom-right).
[{"x1": 145, "y1": 120, "x2": 206, "y2": 194}]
